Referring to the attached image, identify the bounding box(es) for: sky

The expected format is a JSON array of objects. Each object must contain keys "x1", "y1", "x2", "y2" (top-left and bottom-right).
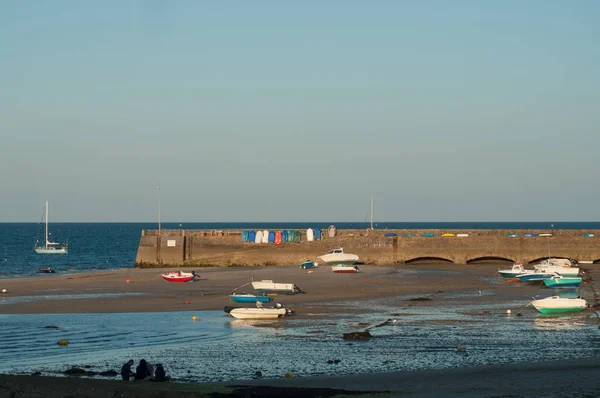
[{"x1": 1, "y1": 1, "x2": 599, "y2": 222}]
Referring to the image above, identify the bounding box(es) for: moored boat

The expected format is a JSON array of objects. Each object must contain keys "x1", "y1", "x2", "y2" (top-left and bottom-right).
[
  {"x1": 301, "y1": 261, "x2": 318, "y2": 269},
  {"x1": 34, "y1": 201, "x2": 68, "y2": 255},
  {"x1": 251, "y1": 280, "x2": 303, "y2": 295},
  {"x1": 229, "y1": 307, "x2": 288, "y2": 320},
  {"x1": 517, "y1": 272, "x2": 556, "y2": 282},
  {"x1": 161, "y1": 271, "x2": 197, "y2": 282},
  {"x1": 230, "y1": 293, "x2": 272, "y2": 303},
  {"x1": 543, "y1": 275, "x2": 582, "y2": 288},
  {"x1": 331, "y1": 264, "x2": 361, "y2": 273},
  {"x1": 534, "y1": 259, "x2": 579, "y2": 277},
  {"x1": 497, "y1": 262, "x2": 532, "y2": 279},
  {"x1": 317, "y1": 248, "x2": 359, "y2": 264},
  {"x1": 529, "y1": 296, "x2": 588, "y2": 314}
]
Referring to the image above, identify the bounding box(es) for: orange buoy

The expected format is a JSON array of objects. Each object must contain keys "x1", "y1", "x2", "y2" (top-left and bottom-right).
[
  {"x1": 126, "y1": 280, "x2": 131, "y2": 283},
  {"x1": 185, "y1": 301, "x2": 190, "y2": 304}
]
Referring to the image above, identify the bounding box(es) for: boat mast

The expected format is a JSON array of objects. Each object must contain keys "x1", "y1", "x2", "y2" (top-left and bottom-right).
[
  {"x1": 370, "y1": 196, "x2": 374, "y2": 230},
  {"x1": 157, "y1": 186, "x2": 161, "y2": 235},
  {"x1": 45, "y1": 200, "x2": 49, "y2": 249}
]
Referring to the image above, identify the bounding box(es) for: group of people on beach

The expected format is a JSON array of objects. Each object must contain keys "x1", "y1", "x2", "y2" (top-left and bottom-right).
[{"x1": 121, "y1": 359, "x2": 170, "y2": 382}]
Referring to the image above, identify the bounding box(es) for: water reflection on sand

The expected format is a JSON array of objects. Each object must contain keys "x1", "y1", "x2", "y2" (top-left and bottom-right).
[{"x1": 0, "y1": 295, "x2": 598, "y2": 383}]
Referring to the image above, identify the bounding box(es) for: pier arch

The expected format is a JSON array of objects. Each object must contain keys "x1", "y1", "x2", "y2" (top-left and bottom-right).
[
  {"x1": 405, "y1": 257, "x2": 453, "y2": 264},
  {"x1": 466, "y1": 256, "x2": 514, "y2": 264}
]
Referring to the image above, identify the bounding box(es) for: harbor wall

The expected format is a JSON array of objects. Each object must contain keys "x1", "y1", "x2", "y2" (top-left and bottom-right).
[{"x1": 135, "y1": 229, "x2": 600, "y2": 267}]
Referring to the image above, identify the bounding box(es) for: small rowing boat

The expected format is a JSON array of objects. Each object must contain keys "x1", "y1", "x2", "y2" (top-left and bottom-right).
[
  {"x1": 230, "y1": 293, "x2": 272, "y2": 303},
  {"x1": 331, "y1": 264, "x2": 361, "y2": 273},
  {"x1": 161, "y1": 271, "x2": 197, "y2": 282},
  {"x1": 229, "y1": 307, "x2": 288, "y2": 320},
  {"x1": 300, "y1": 261, "x2": 318, "y2": 269}
]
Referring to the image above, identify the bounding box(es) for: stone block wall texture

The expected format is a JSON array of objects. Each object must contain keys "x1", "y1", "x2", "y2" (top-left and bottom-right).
[{"x1": 135, "y1": 229, "x2": 600, "y2": 267}]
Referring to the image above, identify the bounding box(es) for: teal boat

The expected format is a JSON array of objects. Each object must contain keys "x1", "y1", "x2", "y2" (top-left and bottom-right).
[
  {"x1": 529, "y1": 296, "x2": 588, "y2": 314},
  {"x1": 543, "y1": 276, "x2": 582, "y2": 288}
]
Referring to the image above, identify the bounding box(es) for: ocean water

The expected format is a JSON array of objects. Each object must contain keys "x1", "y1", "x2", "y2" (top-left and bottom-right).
[
  {"x1": 1, "y1": 221, "x2": 599, "y2": 278},
  {"x1": 0, "y1": 224, "x2": 599, "y2": 382},
  {"x1": 0, "y1": 295, "x2": 598, "y2": 382}
]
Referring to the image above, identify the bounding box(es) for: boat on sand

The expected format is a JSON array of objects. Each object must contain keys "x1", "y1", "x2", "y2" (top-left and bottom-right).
[
  {"x1": 331, "y1": 264, "x2": 361, "y2": 273},
  {"x1": 528, "y1": 296, "x2": 588, "y2": 314},
  {"x1": 229, "y1": 307, "x2": 288, "y2": 320},
  {"x1": 161, "y1": 271, "x2": 197, "y2": 282},
  {"x1": 497, "y1": 263, "x2": 532, "y2": 279},
  {"x1": 543, "y1": 275, "x2": 582, "y2": 288},
  {"x1": 301, "y1": 261, "x2": 318, "y2": 269},
  {"x1": 230, "y1": 293, "x2": 272, "y2": 303},
  {"x1": 251, "y1": 280, "x2": 303, "y2": 295},
  {"x1": 317, "y1": 248, "x2": 359, "y2": 264}
]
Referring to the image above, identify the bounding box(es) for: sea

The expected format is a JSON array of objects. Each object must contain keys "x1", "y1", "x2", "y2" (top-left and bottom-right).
[
  {"x1": 1, "y1": 221, "x2": 599, "y2": 382},
  {"x1": 1, "y1": 221, "x2": 599, "y2": 277}
]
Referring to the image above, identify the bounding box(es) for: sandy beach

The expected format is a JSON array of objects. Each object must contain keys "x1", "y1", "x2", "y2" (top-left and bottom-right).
[
  {"x1": 1, "y1": 263, "x2": 526, "y2": 314},
  {"x1": 1, "y1": 263, "x2": 598, "y2": 397}
]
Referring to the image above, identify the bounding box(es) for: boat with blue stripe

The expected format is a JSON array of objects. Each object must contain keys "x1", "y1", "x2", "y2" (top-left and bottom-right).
[{"x1": 230, "y1": 293, "x2": 272, "y2": 303}]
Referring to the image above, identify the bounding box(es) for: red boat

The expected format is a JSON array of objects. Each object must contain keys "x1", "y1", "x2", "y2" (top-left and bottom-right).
[
  {"x1": 331, "y1": 265, "x2": 361, "y2": 274},
  {"x1": 161, "y1": 271, "x2": 197, "y2": 282}
]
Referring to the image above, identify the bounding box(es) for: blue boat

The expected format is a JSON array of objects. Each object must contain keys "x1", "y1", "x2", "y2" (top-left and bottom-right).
[
  {"x1": 403, "y1": 233, "x2": 416, "y2": 237},
  {"x1": 282, "y1": 230, "x2": 288, "y2": 241},
  {"x1": 422, "y1": 233, "x2": 435, "y2": 237},
  {"x1": 384, "y1": 232, "x2": 397, "y2": 237},
  {"x1": 248, "y1": 230, "x2": 256, "y2": 243},
  {"x1": 517, "y1": 272, "x2": 555, "y2": 282},
  {"x1": 301, "y1": 261, "x2": 317, "y2": 269},
  {"x1": 230, "y1": 293, "x2": 272, "y2": 303},
  {"x1": 242, "y1": 230, "x2": 249, "y2": 242},
  {"x1": 268, "y1": 231, "x2": 275, "y2": 243},
  {"x1": 584, "y1": 233, "x2": 595, "y2": 238},
  {"x1": 506, "y1": 233, "x2": 519, "y2": 237},
  {"x1": 524, "y1": 233, "x2": 537, "y2": 237}
]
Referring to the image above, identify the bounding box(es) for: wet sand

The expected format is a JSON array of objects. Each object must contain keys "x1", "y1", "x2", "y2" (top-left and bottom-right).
[
  {"x1": 1, "y1": 263, "x2": 523, "y2": 315},
  {"x1": 1, "y1": 263, "x2": 598, "y2": 397}
]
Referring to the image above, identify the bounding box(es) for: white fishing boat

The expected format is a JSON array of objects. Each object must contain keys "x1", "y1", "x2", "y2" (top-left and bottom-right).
[
  {"x1": 317, "y1": 248, "x2": 360, "y2": 264},
  {"x1": 229, "y1": 307, "x2": 288, "y2": 320},
  {"x1": 251, "y1": 280, "x2": 303, "y2": 295},
  {"x1": 534, "y1": 259, "x2": 579, "y2": 276},
  {"x1": 34, "y1": 201, "x2": 68, "y2": 254},
  {"x1": 497, "y1": 262, "x2": 533, "y2": 279},
  {"x1": 528, "y1": 296, "x2": 588, "y2": 314}
]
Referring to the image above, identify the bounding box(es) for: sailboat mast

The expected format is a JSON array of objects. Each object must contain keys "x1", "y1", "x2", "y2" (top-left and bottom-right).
[
  {"x1": 370, "y1": 196, "x2": 374, "y2": 230},
  {"x1": 45, "y1": 200, "x2": 49, "y2": 249}
]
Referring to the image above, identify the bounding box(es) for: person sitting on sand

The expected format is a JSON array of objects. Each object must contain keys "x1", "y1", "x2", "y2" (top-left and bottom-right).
[
  {"x1": 135, "y1": 359, "x2": 152, "y2": 380},
  {"x1": 151, "y1": 363, "x2": 171, "y2": 382},
  {"x1": 120, "y1": 359, "x2": 135, "y2": 381}
]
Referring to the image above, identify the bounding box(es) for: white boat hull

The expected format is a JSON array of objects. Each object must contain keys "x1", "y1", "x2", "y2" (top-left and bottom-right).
[
  {"x1": 317, "y1": 248, "x2": 359, "y2": 264},
  {"x1": 530, "y1": 296, "x2": 588, "y2": 314},
  {"x1": 251, "y1": 280, "x2": 302, "y2": 295},
  {"x1": 229, "y1": 308, "x2": 287, "y2": 320},
  {"x1": 331, "y1": 265, "x2": 361, "y2": 273}
]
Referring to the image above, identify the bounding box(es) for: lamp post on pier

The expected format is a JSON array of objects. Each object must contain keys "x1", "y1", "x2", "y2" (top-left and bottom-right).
[{"x1": 158, "y1": 186, "x2": 161, "y2": 236}]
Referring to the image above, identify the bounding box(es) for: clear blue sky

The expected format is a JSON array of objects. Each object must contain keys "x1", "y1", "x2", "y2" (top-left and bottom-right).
[{"x1": 1, "y1": 1, "x2": 599, "y2": 222}]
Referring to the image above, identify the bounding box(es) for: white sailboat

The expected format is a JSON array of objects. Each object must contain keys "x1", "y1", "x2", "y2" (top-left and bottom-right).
[{"x1": 34, "y1": 200, "x2": 68, "y2": 254}]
